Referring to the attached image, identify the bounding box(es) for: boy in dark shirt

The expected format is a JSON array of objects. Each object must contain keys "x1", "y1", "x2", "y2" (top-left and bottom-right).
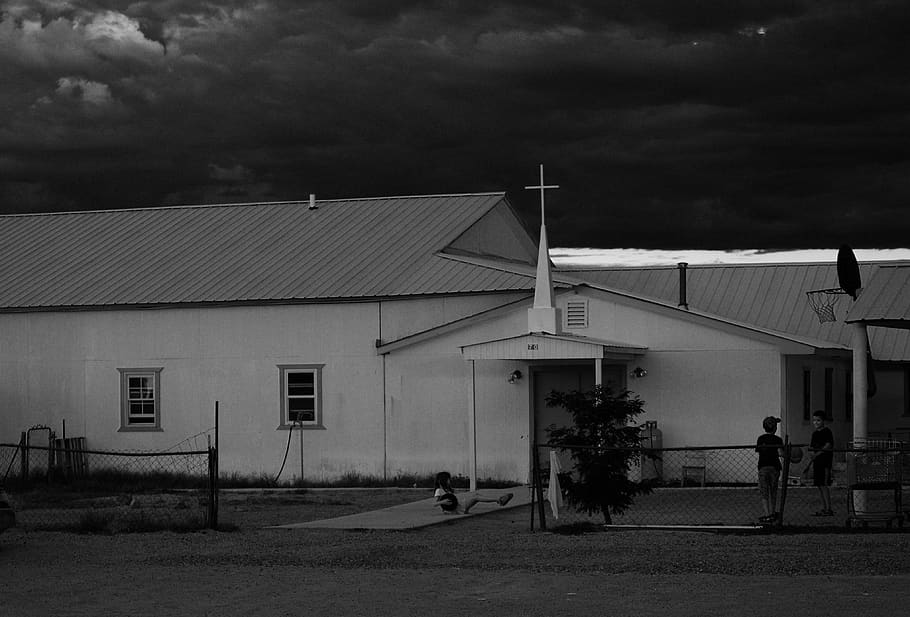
[
  {"x1": 755, "y1": 416, "x2": 784, "y2": 523},
  {"x1": 809, "y1": 410, "x2": 835, "y2": 516}
]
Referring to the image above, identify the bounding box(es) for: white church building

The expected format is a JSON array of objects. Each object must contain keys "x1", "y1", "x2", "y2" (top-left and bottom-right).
[{"x1": 1, "y1": 189, "x2": 907, "y2": 486}]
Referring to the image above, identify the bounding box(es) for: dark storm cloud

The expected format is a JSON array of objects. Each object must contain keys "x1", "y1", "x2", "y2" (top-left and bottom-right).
[{"x1": 1, "y1": 0, "x2": 908, "y2": 249}]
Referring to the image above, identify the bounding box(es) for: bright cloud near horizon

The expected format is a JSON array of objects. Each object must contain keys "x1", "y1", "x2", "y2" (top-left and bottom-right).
[
  {"x1": 2, "y1": 1, "x2": 909, "y2": 251},
  {"x1": 550, "y1": 248, "x2": 910, "y2": 267}
]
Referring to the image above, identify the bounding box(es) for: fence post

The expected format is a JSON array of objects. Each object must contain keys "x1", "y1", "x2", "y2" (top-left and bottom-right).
[
  {"x1": 530, "y1": 444, "x2": 537, "y2": 531},
  {"x1": 207, "y1": 401, "x2": 219, "y2": 530},
  {"x1": 47, "y1": 430, "x2": 55, "y2": 483},
  {"x1": 778, "y1": 439, "x2": 791, "y2": 526},
  {"x1": 208, "y1": 446, "x2": 218, "y2": 529},
  {"x1": 532, "y1": 443, "x2": 547, "y2": 531},
  {"x1": 19, "y1": 432, "x2": 27, "y2": 482}
]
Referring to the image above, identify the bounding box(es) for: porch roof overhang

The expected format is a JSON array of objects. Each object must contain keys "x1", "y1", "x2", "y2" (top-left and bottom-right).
[{"x1": 460, "y1": 332, "x2": 648, "y2": 361}]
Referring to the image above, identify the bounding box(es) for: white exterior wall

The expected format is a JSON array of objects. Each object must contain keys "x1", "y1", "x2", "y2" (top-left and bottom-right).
[
  {"x1": 383, "y1": 309, "x2": 533, "y2": 482},
  {"x1": 1, "y1": 304, "x2": 387, "y2": 480},
  {"x1": 382, "y1": 290, "x2": 793, "y2": 485},
  {"x1": 379, "y1": 293, "x2": 528, "y2": 342},
  {"x1": 570, "y1": 292, "x2": 787, "y2": 446},
  {"x1": 631, "y1": 350, "x2": 783, "y2": 446},
  {"x1": 0, "y1": 294, "x2": 529, "y2": 481},
  {"x1": 0, "y1": 284, "x2": 842, "y2": 486},
  {"x1": 554, "y1": 292, "x2": 790, "y2": 484}
]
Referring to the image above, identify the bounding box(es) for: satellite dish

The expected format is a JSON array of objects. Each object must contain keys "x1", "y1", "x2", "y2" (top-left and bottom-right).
[{"x1": 836, "y1": 244, "x2": 862, "y2": 299}]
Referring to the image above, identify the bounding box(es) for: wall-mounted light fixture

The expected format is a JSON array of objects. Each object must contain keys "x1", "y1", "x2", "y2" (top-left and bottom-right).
[
  {"x1": 508, "y1": 370, "x2": 523, "y2": 384},
  {"x1": 630, "y1": 366, "x2": 648, "y2": 379}
]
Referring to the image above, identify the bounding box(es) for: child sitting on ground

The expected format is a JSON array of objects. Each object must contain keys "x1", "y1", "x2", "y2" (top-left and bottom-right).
[{"x1": 433, "y1": 471, "x2": 513, "y2": 514}]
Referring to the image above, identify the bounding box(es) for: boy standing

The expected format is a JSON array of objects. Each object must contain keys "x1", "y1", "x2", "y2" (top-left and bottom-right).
[
  {"x1": 756, "y1": 416, "x2": 784, "y2": 523},
  {"x1": 808, "y1": 410, "x2": 835, "y2": 516}
]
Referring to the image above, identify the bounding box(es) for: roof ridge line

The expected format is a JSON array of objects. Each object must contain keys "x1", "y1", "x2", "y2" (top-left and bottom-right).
[{"x1": 0, "y1": 191, "x2": 508, "y2": 219}]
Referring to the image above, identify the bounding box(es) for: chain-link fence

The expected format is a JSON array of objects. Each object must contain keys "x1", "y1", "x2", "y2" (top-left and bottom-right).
[
  {"x1": 532, "y1": 442, "x2": 908, "y2": 531},
  {"x1": 1, "y1": 441, "x2": 217, "y2": 532}
]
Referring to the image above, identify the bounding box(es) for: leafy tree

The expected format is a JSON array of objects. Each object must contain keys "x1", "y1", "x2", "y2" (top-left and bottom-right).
[{"x1": 545, "y1": 385, "x2": 653, "y2": 524}]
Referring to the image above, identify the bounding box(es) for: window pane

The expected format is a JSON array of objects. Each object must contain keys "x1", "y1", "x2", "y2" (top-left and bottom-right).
[
  {"x1": 129, "y1": 376, "x2": 154, "y2": 400},
  {"x1": 288, "y1": 398, "x2": 315, "y2": 422},
  {"x1": 128, "y1": 388, "x2": 153, "y2": 400},
  {"x1": 287, "y1": 372, "x2": 314, "y2": 396},
  {"x1": 130, "y1": 401, "x2": 155, "y2": 415},
  {"x1": 129, "y1": 401, "x2": 156, "y2": 423}
]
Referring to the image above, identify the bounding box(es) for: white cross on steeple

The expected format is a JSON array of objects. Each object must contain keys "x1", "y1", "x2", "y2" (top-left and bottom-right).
[
  {"x1": 524, "y1": 164, "x2": 559, "y2": 224},
  {"x1": 525, "y1": 164, "x2": 559, "y2": 334}
]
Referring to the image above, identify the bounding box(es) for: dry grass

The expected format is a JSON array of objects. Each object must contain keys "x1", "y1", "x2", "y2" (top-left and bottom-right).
[{"x1": 205, "y1": 488, "x2": 910, "y2": 576}]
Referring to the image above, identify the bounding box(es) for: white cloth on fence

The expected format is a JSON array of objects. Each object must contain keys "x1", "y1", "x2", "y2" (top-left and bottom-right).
[{"x1": 547, "y1": 450, "x2": 564, "y2": 519}]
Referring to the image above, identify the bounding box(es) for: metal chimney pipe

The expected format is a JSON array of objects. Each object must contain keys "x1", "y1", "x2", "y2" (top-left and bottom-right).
[
  {"x1": 308, "y1": 194, "x2": 317, "y2": 210},
  {"x1": 678, "y1": 262, "x2": 689, "y2": 309}
]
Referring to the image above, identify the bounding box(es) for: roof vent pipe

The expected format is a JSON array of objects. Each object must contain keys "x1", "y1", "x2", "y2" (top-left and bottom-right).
[
  {"x1": 678, "y1": 262, "x2": 689, "y2": 310},
  {"x1": 308, "y1": 194, "x2": 317, "y2": 210}
]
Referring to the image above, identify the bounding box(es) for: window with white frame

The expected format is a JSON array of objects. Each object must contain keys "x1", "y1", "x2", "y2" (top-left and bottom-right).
[
  {"x1": 279, "y1": 365, "x2": 323, "y2": 427},
  {"x1": 118, "y1": 368, "x2": 162, "y2": 431}
]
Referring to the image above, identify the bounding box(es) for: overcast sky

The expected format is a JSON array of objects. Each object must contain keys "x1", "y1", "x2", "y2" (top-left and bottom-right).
[{"x1": 1, "y1": 1, "x2": 908, "y2": 250}]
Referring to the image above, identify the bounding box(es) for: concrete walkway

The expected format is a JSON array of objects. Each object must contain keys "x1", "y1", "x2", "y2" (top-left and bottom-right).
[{"x1": 267, "y1": 488, "x2": 531, "y2": 530}]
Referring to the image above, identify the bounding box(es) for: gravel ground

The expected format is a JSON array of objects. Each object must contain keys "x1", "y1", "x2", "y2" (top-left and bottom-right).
[{"x1": 3, "y1": 489, "x2": 910, "y2": 616}]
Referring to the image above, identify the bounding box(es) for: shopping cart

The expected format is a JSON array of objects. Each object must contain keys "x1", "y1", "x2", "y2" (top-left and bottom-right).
[{"x1": 845, "y1": 440, "x2": 904, "y2": 529}]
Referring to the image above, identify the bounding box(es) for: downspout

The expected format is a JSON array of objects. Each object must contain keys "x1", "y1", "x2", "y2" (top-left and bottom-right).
[
  {"x1": 469, "y1": 360, "x2": 477, "y2": 491},
  {"x1": 780, "y1": 355, "x2": 789, "y2": 440},
  {"x1": 381, "y1": 353, "x2": 387, "y2": 484},
  {"x1": 379, "y1": 301, "x2": 387, "y2": 483}
]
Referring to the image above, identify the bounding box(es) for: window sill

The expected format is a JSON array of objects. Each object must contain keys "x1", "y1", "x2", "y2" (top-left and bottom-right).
[
  {"x1": 277, "y1": 424, "x2": 325, "y2": 431},
  {"x1": 118, "y1": 427, "x2": 163, "y2": 432}
]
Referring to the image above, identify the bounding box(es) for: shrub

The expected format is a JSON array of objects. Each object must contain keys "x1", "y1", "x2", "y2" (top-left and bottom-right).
[{"x1": 545, "y1": 385, "x2": 653, "y2": 524}]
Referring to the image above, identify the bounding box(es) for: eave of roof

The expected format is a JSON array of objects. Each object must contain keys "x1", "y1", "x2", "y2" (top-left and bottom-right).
[
  {"x1": 573, "y1": 283, "x2": 838, "y2": 354},
  {"x1": 376, "y1": 294, "x2": 534, "y2": 354},
  {"x1": 377, "y1": 278, "x2": 833, "y2": 356},
  {"x1": 562, "y1": 263, "x2": 909, "y2": 357},
  {"x1": 845, "y1": 265, "x2": 910, "y2": 327},
  {"x1": 461, "y1": 332, "x2": 648, "y2": 361}
]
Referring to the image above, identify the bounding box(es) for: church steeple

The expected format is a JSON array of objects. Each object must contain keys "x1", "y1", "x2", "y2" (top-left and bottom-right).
[{"x1": 525, "y1": 164, "x2": 558, "y2": 334}]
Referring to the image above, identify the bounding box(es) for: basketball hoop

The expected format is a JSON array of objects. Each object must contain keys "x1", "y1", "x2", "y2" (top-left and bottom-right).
[{"x1": 806, "y1": 288, "x2": 846, "y2": 323}]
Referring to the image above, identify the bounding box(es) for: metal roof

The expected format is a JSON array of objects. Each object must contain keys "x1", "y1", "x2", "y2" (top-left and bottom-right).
[
  {"x1": 846, "y1": 265, "x2": 910, "y2": 328},
  {"x1": 0, "y1": 193, "x2": 537, "y2": 309},
  {"x1": 562, "y1": 263, "x2": 910, "y2": 361}
]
